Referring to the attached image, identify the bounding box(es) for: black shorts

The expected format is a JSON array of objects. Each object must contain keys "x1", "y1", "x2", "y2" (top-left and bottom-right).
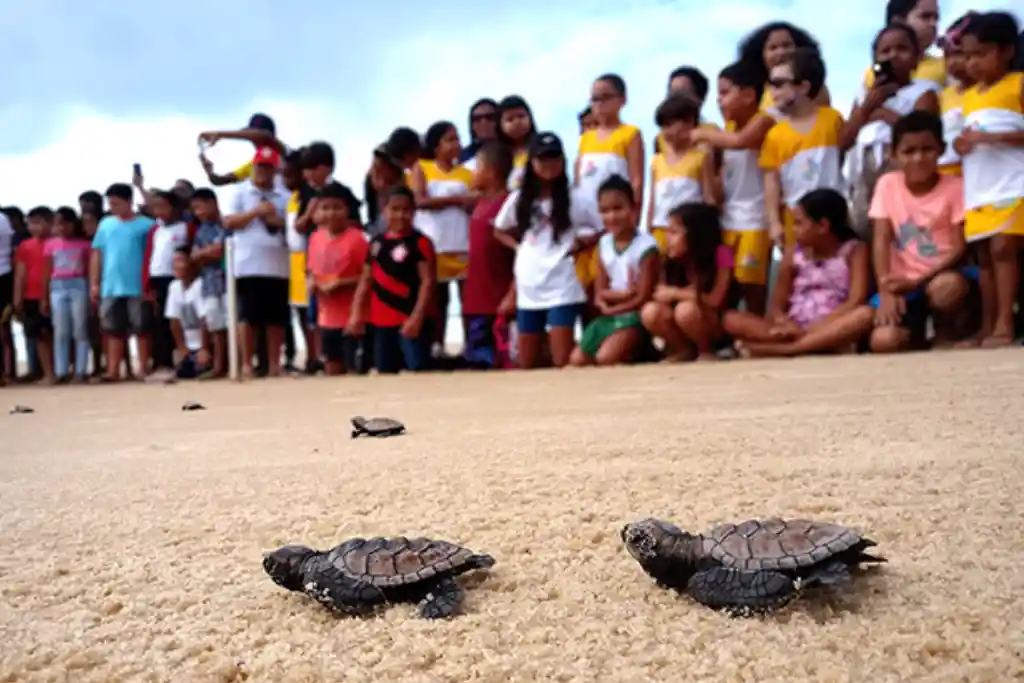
[
  {"x1": 20, "y1": 300, "x2": 52, "y2": 339},
  {"x1": 236, "y1": 277, "x2": 289, "y2": 328},
  {"x1": 0, "y1": 272, "x2": 12, "y2": 320},
  {"x1": 100, "y1": 296, "x2": 150, "y2": 336},
  {"x1": 321, "y1": 327, "x2": 372, "y2": 374}
]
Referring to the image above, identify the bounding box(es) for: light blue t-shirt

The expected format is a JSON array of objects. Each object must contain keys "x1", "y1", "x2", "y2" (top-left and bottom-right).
[{"x1": 92, "y1": 214, "x2": 156, "y2": 298}]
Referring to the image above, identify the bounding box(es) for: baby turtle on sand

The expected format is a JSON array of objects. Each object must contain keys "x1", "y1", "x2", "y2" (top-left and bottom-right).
[
  {"x1": 263, "y1": 536, "x2": 495, "y2": 619},
  {"x1": 350, "y1": 416, "x2": 405, "y2": 438},
  {"x1": 9, "y1": 405, "x2": 34, "y2": 414},
  {"x1": 181, "y1": 401, "x2": 206, "y2": 411},
  {"x1": 622, "y1": 517, "x2": 885, "y2": 617}
]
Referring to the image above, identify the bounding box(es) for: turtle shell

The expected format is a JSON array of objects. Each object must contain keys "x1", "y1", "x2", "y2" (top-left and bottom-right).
[
  {"x1": 327, "y1": 537, "x2": 480, "y2": 587},
  {"x1": 702, "y1": 518, "x2": 863, "y2": 571},
  {"x1": 354, "y1": 417, "x2": 404, "y2": 433}
]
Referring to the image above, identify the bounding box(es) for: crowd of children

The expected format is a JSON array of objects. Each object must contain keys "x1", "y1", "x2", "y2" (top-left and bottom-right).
[{"x1": 1, "y1": 3, "x2": 1023, "y2": 385}]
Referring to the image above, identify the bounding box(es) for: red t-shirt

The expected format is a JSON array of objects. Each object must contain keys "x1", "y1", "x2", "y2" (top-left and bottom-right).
[
  {"x1": 15, "y1": 237, "x2": 48, "y2": 301},
  {"x1": 367, "y1": 229, "x2": 435, "y2": 328},
  {"x1": 462, "y1": 194, "x2": 514, "y2": 316},
  {"x1": 307, "y1": 228, "x2": 370, "y2": 329}
]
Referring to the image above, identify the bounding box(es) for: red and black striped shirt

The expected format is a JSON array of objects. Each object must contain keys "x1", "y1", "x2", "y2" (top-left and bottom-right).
[{"x1": 367, "y1": 229, "x2": 435, "y2": 327}]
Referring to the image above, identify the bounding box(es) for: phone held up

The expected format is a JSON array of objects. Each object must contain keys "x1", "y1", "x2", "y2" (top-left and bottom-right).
[
  {"x1": 872, "y1": 60, "x2": 897, "y2": 85},
  {"x1": 132, "y1": 162, "x2": 143, "y2": 178}
]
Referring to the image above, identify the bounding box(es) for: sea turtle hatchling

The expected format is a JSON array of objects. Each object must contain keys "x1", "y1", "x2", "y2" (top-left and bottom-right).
[
  {"x1": 621, "y1": 517, "x2": 885, "y2": 617},
  {"x1": 263, "y1": 536, "x2": 495, "y2": 619},
  {"x1": 350, "y1": 416, "x2": 405, "y2": 438}
]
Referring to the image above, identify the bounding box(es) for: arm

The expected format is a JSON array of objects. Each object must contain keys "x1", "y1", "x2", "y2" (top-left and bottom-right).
[
  {"x1": 170, "y1": 319, "x2": 189, "y2": 357},
  {"x1": 700, "y1": 264, "x2": 734, "y2": 310},
  {"x1": 192, "y1": 240, "x2": 225, "y2": 266},
  {"x1": 702, "y1": 148, "x2": 724, "y2": 206},
  {"x1": 763, "y1": 169, "x2": 784, "y2": 244},
  {"x1": 407, "y1": 257, "x2": 436, "y2": 332},
  {"x1": 691, "y1": 116, "x2": 774, "y2": 150},
  {"x1": 604, "y1": 249, "x2": 660, "y2": 315},
  {"x1": 592, "y1": 252, "x2": 612, "y2": 308},
  {"x1": 41, "y1": 253, "x2": 53, "y2": 314},
  {"x1": 573, "y1": 154, "x2": 581, "y2": 188},
  {"x1": 872, "y1": 218, "x2": 895, "y2": 285},
  {"x1": 493, "y1": 230, "x2": 520, "y2": 251},
  {"x1": 767, "y1": 246, "x2": 796, "y2": 320},
  {"x1": 839, "y1": 85, "x2": 899, "y2": 151},
  {"x1": 222, "y1": 208, "x2": 260, "y2": 231},
  {"x1": 625, "y1": 131, "x2": 645, "y2": 205},
  {"x1": 199, "y1": 128, "x2": 286, "y2": 154},
  {"x1": 318, "y1": 275, "x2": 363, "y2": 293},
  {"x1": 644, "y1": 174, "x2": 656, "y2": 232},
  {"x1": 917, "y1": 223, "x2": 967, "y2": 283},
  {"x1": 12, "y1": 260, "x2": 25, "y2": 313},
  {"x1": 89, "y1": 248, "x2": 102, "y2": 303},
  {"x1": 346, "y1": 264, "x2": 372, "y2": 334},
  {"x1": 410, "y1": 164, "x2": 466, "y2": 209},
  {"x1": 912, "y1": 89, "x2": 940, "y2": 115},
  {"x1": 263, "y1": 207, "x2": 285, "y2": 231}
]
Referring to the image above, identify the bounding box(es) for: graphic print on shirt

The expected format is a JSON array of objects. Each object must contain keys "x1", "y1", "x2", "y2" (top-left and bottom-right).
[{"x1": 894, "y1": 222, "x2": 937, "y2": 258}]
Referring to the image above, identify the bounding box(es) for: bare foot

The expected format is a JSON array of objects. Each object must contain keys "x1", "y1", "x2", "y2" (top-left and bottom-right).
[
  {"x1": 981, "y1": 333, "x2": 1014, "y2": 349},
  {"x1": 660, "y1": 352, "x2": 690, "y2": 364},
  {"x1": 696, "y1": 352, "x2": 720, "y2": 362},
  {"x1": 953, "y1": 336, "x2": 982, "y2": 349},
  {"x1": 742, "y1": 341, "x2": 795, "y2": 358}
]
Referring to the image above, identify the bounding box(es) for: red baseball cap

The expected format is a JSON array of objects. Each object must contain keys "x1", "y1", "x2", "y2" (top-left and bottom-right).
[{"x1": 252, "y1": 146, "x2": 280, "y2": 168}]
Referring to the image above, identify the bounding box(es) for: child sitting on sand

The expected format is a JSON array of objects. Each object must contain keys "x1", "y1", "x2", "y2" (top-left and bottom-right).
[
  {"x1": 723, "y1": 188, "x2": 872, "y2": 357},
  {"x1": 570, "y1": 175, "x2": 659, "y2": 366},
  {"x1": 639, "y1": 202, "x2": 736, "y2": 361}
]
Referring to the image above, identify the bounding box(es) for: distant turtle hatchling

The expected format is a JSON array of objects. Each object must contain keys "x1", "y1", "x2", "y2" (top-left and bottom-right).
[
  {"x1": 263, "y1": 536, "x2": 495, "y2": 619},
  {"x1": 622, "y1": 517, "x2": 885, "y2": 617},
  {"x1": 350, "y1": 416, "x2": 405, "y2": 438},
  {"x1": 181, "y1": 401, "x2": 206, "y2": 411},
  {"x1": 9, "y1": 405, "x2": 34, "y2": 415}
]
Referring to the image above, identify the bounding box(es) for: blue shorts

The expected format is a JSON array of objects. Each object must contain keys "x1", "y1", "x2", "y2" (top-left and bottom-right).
[
  {"x1": 869, "y1": 266, "x2": 979, "y2": 309},
  {"x1": 516, "y1": 304, "x2": 582, "y2": 335},
  {"x1": 305, "y1": 294, "x2": 318, "y2": 327}
]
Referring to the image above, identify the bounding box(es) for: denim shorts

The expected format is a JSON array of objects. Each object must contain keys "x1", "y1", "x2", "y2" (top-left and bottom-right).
[{"x1": 516, "y1": 304, "x2": 582, "y2": 335}]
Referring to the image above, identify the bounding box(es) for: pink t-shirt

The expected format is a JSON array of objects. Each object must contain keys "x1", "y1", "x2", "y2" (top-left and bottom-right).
[
  {"x1": 868, "y1": 171, "x2": 964, "y2": 281},
  {"x1": 44, "y1": 237, "x2": 91, "y2": 279}
]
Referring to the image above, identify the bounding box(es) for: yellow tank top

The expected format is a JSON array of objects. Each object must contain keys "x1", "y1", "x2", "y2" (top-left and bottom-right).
[
  {"x1": 759, "y1": 107, "x2": 845, "y2": 207},
  {"x1": 577, "y1": 124, "x2": 639, "y2": 199},
  {"x1": 414, "y1": 160, "x2": 473, "y2": 254},
  {"x1": 650, "y1": 148, "x2": 706, "y2": 227}
]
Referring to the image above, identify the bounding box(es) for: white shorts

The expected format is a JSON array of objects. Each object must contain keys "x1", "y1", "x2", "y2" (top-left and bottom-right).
[{"x1": 203, "y1": 295, "x2": 228, "y2": 332}]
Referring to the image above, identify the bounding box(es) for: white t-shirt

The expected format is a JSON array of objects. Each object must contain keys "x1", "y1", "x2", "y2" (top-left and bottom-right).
[
  {"x1": 228, "y1": 180, "x2": 291, "y2": 279},
  {"x1": 164, "y1": 278, "x2": 205, "y2": 351},
  {"x1": 148, "y1": 221, "x2": 191, "y2": 277},
  {"x1": 598, "y1": 232, "x2": 659, "y2": 292},
  {"x1": 0, "y1": 213, "x2": 13, "y2": 276},
  {"x1": 494, "y1": 187, "x2": 601, "y2": 310}
]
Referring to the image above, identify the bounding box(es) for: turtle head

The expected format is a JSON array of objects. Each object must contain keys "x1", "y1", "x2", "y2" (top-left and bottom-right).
[
  {"x1": 621, "y1": 518, "x2": 696, "y2": 585},
  {"x1": 262, "y1": 545, "x2": 316, "y2": 591}
]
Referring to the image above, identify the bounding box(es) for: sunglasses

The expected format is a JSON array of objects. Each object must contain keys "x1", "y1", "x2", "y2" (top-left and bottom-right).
[
  {"x1": 767, "y1": 76, "x2": 797, "y2": 88},
  {"x1": 590, "y1": 93, "x2": 618, "y2": 104},
  {"x1": 471, "y1": 112, "x2": 498, "y2": 122}
]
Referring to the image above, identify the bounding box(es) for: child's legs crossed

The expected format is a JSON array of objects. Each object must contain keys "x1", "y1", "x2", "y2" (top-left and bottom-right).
[{"x1": 721, "y1": 310, "x2": 775, "y2": 342}]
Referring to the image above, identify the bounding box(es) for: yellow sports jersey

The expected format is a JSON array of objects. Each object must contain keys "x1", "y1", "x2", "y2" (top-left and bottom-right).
[
  {"x1": 507, "y1": 149, "x2": 529, "y2": 191},
  {"x1": 649, "y1": 147, "x2": 706, "y2": 228},
  {"x1": 961, "y1": 73, "x2": 1024, "y2": 241},
  {"x1": 232, "y1": 159, "x2": 254, "y2": 181},
  {"x1": 285, "y1": 189, "x2": 308, "y2": 307},
  {"x1": 759, "y1": 107, "x2": 846, "y2": 245},
  {"x1": 413, "y1": 160, "x2": 473, "y2": 261},
  {"x1": 863, "y1": 54, "x2": 946, "y2": 89},
  {"x1": 654, "y1": 121, "x2": 717, "y2": 154},
  {"x1": 576, "y1": 123, "x2": 640, "y2": 199}
]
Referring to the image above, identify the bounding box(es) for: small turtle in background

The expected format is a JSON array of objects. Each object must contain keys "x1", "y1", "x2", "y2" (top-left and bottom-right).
[
  {"x1": 9, "y1": 405, "x2": 34, "y2": 415},
  {"x1": 263, "y1": 536, "x2": 495, "y2": 619},
  {"x1": 181, "y1": 401, "x2": 206, "y2": 411},
  {"x1": 350, "y1": 416, "x2": 405, "y2": 438},
  {"x1": 622, "y1": 517, "x2": 885, "y2": 617}
]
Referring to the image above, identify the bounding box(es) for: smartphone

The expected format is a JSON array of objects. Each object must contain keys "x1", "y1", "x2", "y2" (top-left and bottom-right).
[
  {"x1": 872, "y1": 60, "x2": 896, "y2": 84},
  {"x1": 132, "y1": 162, "x2": 142, "y2": 177}
]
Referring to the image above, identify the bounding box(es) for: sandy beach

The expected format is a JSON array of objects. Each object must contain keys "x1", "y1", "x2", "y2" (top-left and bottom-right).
[{"x1": 1, "y1": 349, "x2": 1023, "y2": 683}]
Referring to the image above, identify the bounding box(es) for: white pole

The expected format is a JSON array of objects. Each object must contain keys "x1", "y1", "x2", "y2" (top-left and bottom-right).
[{"x1": 225, "y1": 235, "x2": 240, "y2": 381}]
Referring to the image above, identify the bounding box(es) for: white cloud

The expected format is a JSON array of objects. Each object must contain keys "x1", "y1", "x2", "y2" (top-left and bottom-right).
[{"x1": 0, "y1": 0, "x2": 1010, "y2": 212}]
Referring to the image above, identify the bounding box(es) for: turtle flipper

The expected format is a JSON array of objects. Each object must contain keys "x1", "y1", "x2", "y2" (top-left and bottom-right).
[
  {"x1": 304, "y1": 567, "x2": 385, "y2": 616},
  {"x1": 686, "y1": 567, "x2": 799, "y2": 617},
  {"x1": 416, "y1": 576, "x2": 464, "y2": 619}
]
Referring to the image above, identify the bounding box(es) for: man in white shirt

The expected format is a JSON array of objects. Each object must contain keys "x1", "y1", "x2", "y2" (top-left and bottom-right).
[{"x1": 222, "y1": 147, "x2": 291, "y2": 377}]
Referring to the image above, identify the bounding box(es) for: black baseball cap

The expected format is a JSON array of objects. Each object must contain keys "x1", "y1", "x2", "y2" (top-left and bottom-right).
[
  {"x1": 530, "y1": 131, "x2": 564, "y2": 157},
  {"x1": 247, "y1": 113, "x2": 276, "y2": 134}
]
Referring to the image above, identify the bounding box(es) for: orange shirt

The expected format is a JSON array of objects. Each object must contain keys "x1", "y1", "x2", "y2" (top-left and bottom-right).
[{"x1": 307, "y1": 228, "x2": 370, "y2": 329}]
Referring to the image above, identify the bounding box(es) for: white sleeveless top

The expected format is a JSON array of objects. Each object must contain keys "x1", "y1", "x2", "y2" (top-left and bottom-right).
[
  {"x1": 962, "y1": 73, "x2": 1024, "y2": 210},
  {"x1": 597, "y1": 232, "x2": 659, "y2": 291}
]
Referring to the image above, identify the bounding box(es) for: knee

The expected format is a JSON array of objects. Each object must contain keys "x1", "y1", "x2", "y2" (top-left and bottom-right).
[
  {"x1": 869, "y1": 326, "x2": 907, "y2": 354},
  {"x1": 673, "y1": 301, "x2": 702, "y2": 329},
  {"x1": 640, "y1": 302, "x2": 668, "y2": 330},
  {"x1": 925, "y1": 272, "x2": 968, "y2": 311},
  {"x1": 568, "y1": 347, "x2": 590, "y2": 367}
]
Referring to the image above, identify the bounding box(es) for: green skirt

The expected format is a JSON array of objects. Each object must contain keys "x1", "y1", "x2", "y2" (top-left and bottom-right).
[{"x1": 579, "y1": 312, "x2": 642, "y2": 357}]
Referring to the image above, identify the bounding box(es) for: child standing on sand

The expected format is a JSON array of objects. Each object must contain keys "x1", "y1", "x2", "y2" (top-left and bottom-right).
[{"x1": 570, "y1": 175, "x2": 659, "y2": 366}]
